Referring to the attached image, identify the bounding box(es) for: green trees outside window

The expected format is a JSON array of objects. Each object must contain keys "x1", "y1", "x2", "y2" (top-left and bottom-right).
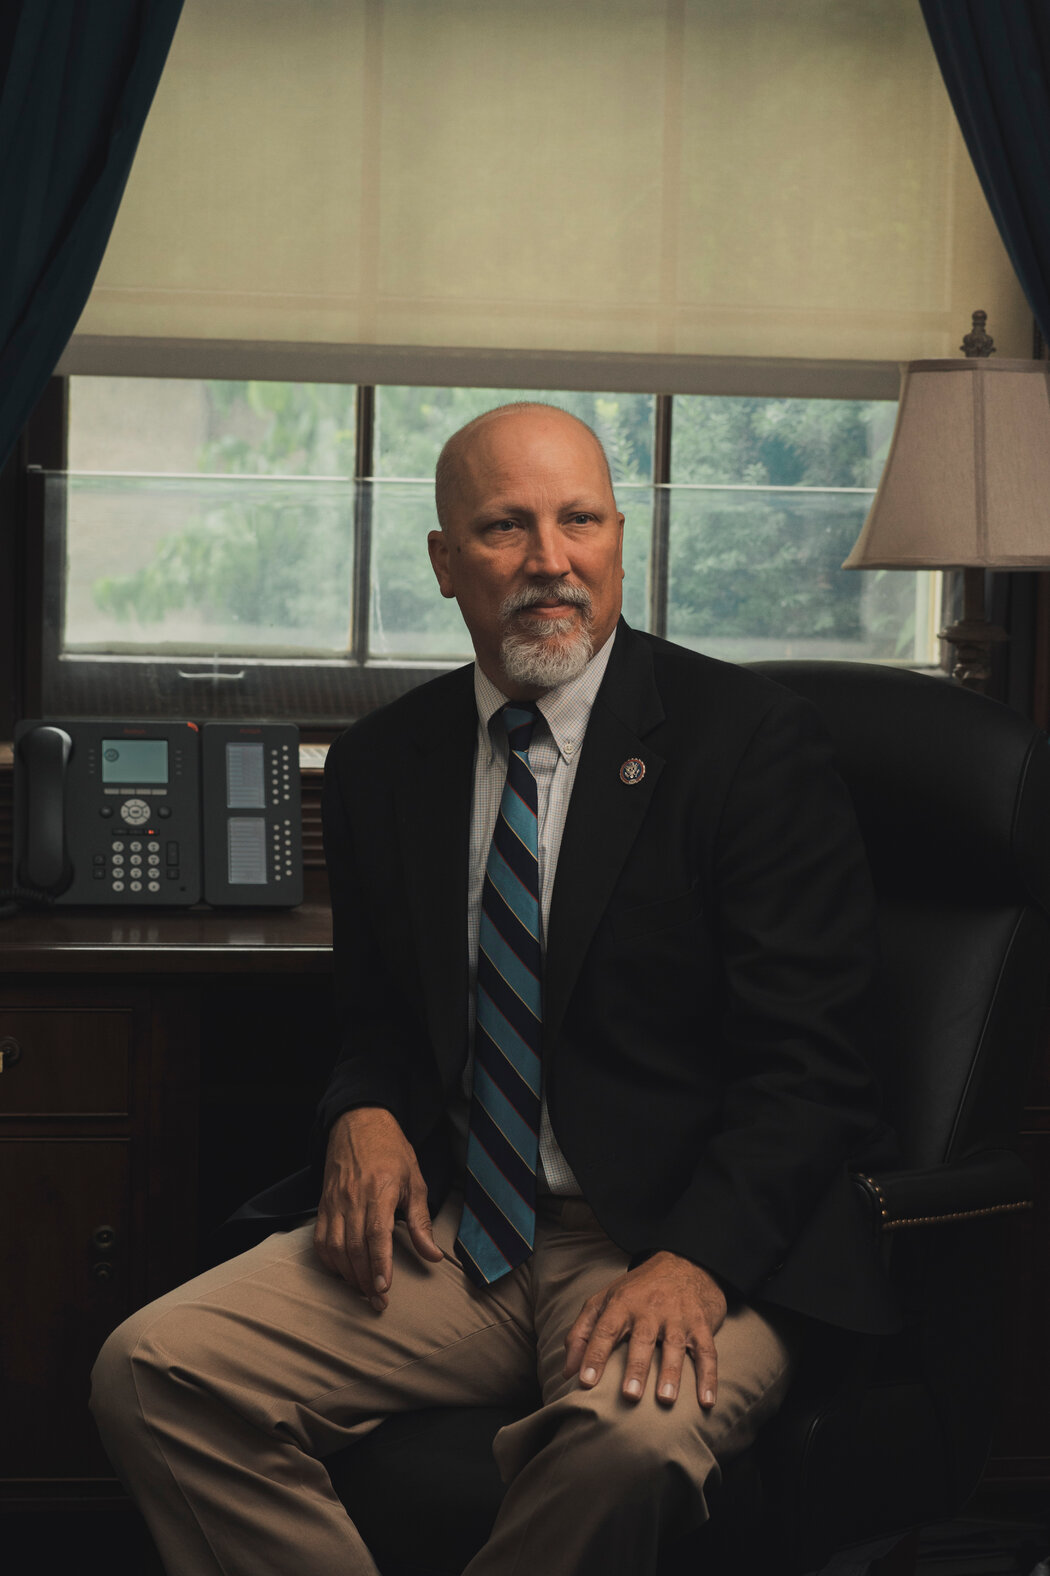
[{"x1": 63, "y1": 377, "x2": 931, "y2": 671}]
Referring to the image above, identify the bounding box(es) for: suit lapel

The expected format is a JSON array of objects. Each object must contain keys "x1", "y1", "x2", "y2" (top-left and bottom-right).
[
  {"x1": 397, "y1": 665, "x2": 476, "y2": 1089},
  {"x1": 544, "y1": 624, "x2": 666, "y2": 1049}
]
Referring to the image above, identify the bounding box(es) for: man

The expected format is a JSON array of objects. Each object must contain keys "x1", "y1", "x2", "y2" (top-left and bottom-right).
[{"x1": 92, "y1": 403, "x2": 896, "y2": 1576}]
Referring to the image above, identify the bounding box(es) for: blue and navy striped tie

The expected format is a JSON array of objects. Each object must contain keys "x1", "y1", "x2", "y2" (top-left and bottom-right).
[{"x1": 455, "y1": 704, "x2": 543, "y2": 1287}]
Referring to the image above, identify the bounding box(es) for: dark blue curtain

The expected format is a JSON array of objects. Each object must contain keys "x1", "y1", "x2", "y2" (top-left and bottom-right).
[
  {"x1": 0, "y1": 0, "x2": 183, "y2": 468},
  {"x1": 920, "y1": 0, "x2": 1050, "y2": 346}
]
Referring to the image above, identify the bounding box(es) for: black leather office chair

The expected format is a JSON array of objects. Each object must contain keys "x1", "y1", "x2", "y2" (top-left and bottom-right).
[{"x1": 322, "y1": 660, "x2": 1050, "y2": 1576}]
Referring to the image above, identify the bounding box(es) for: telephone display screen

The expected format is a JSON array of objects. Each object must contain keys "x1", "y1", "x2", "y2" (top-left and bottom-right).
[
  {"x1": 225, "y1": 742, "x2": 266, "y2": 809},
  {"x1": 227, "y1": 817, "x2": 267, "y2": 884},
  {"x1": 101, "y1": 739, "x2": 169, "y2": 783}
]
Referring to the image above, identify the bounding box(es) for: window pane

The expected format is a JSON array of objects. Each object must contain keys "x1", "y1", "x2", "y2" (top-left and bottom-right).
[
  {"x1": 666, "y1": 487, "x2": 937, "y2": 662},
  {"x1": 61, "y1": 474, "x2": 354, "y2": 656},
  {"x1": 668, "y1": 394, "x2": 936, "y2": 663},
  {"x1": 375, "y1": 388, "x2": 654, "y2": 483},
  {"x1": 672, "y1": 395, "x2": 895, "y2": 489},
  {"x1": 64, "y1": 379, "x2": 359, "y2": 661},
  {"x1": 617, "y1": 485, "x2": 652, "y2": 634},
  {"x1": 370, "y1": 480, "x2": 472, "y2": 660},
  {"x1": 69, "y1": 377, "x2": 357, "y2": 477}
]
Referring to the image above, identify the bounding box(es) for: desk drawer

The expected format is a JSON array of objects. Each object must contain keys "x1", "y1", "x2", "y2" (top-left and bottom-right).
[{"x1": 0, "y1": 1010, "x2": 131, "y2": 1115}]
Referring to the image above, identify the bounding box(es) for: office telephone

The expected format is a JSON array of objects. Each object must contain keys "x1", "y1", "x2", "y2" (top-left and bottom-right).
[{"x1": 12, "y1": 719, "x2": 303, "y2": 907}]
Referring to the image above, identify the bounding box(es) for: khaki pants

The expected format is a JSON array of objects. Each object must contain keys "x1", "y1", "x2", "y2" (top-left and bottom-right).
[{"x1": 91, "y1": 1191, "x2": 795, "y2": 1576}]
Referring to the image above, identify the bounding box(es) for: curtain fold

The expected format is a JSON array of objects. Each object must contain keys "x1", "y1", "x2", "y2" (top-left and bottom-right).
[
  {"x1": 0, "y1": 0, "x2": 183, "y2": 468},
  {"x1": 920, "y1": 0, "x2": 1050, "y2": 346}
]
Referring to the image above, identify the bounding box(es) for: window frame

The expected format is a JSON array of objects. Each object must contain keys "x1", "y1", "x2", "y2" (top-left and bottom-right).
[{"x1": 27, "y1": 357, "x2": 937, "y2": 730}]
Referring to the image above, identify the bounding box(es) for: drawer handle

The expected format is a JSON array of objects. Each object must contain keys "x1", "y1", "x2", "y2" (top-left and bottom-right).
[
  {"x1": 92, "y1": 1224, "x2": 118, "y2": 1252},
  {"x1": 0, "y1": 1036, "x2": 22, "y2": 1072}
]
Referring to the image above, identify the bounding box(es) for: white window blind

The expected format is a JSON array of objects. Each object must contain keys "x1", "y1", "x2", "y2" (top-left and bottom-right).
[{"x1": 63, "y1": 0, "x2": 1032, "y2": 381}]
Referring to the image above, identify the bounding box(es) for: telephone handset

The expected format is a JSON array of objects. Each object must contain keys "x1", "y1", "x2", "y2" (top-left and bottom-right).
[{"x1": 12, "y1": 719, "x2": 303, "y2": 908}]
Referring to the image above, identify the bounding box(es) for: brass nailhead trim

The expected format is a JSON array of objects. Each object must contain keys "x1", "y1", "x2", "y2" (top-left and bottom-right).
[
  {"x1": 857, "y1": 1172, "x2": 889, "y2": 1222},
  {"x1": 880, "y1": 1200, "x2": 1033, "y2": 1231},
  {"x1": 855, "y1": 1174, "x2": 1033, "y2": 1231}
]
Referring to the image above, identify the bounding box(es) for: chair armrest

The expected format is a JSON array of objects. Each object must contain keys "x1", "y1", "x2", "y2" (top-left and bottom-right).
[{"x1": 852, "y1": 1149, "x2": 1033, "y2": 1232}]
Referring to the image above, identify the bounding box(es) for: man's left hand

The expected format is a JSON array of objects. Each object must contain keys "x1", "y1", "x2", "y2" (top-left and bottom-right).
[{"x1": 564, "y1": 1251, "x2": 728, "y2": 1408}]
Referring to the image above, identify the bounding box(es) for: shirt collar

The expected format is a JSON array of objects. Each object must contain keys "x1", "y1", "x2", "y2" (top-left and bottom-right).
[{"x1": 474, "y1": 626, "x2": 618, "y2": 765}]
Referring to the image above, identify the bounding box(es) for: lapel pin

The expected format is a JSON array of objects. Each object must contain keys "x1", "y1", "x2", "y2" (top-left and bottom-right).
[{"x1": 619, "y1": 757, "x2": 645, "y2": 785}]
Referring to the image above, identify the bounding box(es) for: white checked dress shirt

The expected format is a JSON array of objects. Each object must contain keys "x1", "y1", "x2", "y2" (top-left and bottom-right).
[{"x1": 447, "y1": 629, "x2": 617, "y2": 1196}]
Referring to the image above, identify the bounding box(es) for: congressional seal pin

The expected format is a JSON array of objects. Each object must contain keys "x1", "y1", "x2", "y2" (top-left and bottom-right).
[{"x1": 619, "y1": 757, "x2": 645, "y2": 785}]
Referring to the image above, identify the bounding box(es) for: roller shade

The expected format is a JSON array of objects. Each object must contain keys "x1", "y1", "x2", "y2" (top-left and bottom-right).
[{"x1": 66, "y1": 0, "x2": 1032, "y2": 372}]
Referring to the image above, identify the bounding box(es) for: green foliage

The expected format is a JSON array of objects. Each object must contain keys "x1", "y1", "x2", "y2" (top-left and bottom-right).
[
  {"x1": 672, "y1": 395, "x2": 895, "y2": 488},
  {"x1": 667, "y1": 397, "x2": 897, "y2": 644},
  {"x1": 89, "y1": 381, "x2": 906, "y2": 659},
  {"x1": 90, "y1": 384, "x2": 357, "y2": 642},
  {"x1": 374, "y1": 386, "x2": 654, "y2": 482}
]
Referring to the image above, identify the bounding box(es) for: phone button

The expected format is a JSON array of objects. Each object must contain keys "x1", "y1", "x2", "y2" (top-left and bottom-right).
[
  {"x1": 158, "y1": 806, "x2": 172, "y2": 819},
  {"x1": 99, "y1": 806, "x2": 114, "y2": 819},
  {"x1": 165, "y1": 868, "x2": 180, "y2": 880},
  {"x1": 148, "y1": 881, "x2": 161, "y2": 893},
  {"x1": 129, "y1": 881, "x2": 143, "y2": 893},
  {"x1": 112, "y1": 880, "x2": 125, "y2": 892}
]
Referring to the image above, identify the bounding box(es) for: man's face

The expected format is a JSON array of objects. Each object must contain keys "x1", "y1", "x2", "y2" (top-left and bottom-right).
[{"x1": 427, "y1": 409, "x2": 625, "y2": 697}]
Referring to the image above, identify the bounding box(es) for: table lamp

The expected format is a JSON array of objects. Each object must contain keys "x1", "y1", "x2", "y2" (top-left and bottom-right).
[{"x1": 843, "y1": 313, "x2": 1050, "y2": 691}]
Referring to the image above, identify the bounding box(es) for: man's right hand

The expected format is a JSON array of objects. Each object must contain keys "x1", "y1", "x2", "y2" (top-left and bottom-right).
[{"x1": 314, "y1": 1106, "x2": 444, "y2": 1309}]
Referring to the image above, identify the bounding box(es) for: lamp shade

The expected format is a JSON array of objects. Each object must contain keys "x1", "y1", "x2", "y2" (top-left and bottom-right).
[{"x1": 843, "y1": 358, "x2": 1050, "y2": 569}]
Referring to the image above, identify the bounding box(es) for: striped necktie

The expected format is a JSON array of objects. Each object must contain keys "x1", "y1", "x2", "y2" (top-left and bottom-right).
[{"x1": 455, "y1": 703, "x2": 543, "y2": 1287}]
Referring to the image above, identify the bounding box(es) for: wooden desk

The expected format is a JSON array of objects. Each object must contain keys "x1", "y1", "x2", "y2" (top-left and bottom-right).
[{"x1": 0, "y1": 876, "x2": 334, "y2": 1509}]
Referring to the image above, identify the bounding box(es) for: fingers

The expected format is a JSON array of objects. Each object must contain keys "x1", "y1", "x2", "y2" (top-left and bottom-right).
[
  {"x1": 563, "y1": 1293, "x2": 602, "y2": 1378},
  {"x1": 654, "y1": 1332, "x2": 687, "y2": 1404},
  {"x1": 563, "y1": 1260, "x2": 723, "y2": 1409},
  {"x1": 315, "y1": 1194, "x2": 394, "y2": 1310},
  {"x1": 314, "y1": 1109, "x2": 443, "y2": 1309},
  {"x1": 575, "y1": 1310, "x2": 628, "y2": 1392},
  {"x1": 691, "y1": 1327, "x2": 719, "y2": 1410},
  {"x1": 620, "y1": 1324, "x2": 660, "y2": 1400},
  {"x1": 404, "y1": 1178, "x2": 444, "y2": 1265},
  {"x1": 364, "y1": 1192, "x2": 398, "y2": 1307}
]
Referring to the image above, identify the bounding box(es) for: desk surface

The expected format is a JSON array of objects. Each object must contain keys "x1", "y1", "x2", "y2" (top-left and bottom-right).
[{"x1": 0, "y1": 870, "x2": 333, "y2": 974}]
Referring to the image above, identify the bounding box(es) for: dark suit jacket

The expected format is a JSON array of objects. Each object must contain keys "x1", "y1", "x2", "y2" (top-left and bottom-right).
[{"x1": 236, "y1": 621, "x2": 899, "y2": 1334}]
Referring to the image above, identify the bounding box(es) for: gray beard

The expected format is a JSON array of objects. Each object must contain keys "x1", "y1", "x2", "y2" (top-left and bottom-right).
[{"x1": 500, "y1": 615, "x2": 594, "y2": 689}]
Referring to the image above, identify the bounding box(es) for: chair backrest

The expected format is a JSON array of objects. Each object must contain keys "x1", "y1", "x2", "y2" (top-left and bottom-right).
[{"x1": 748, "y1": 661, "x2": 1050, "y2": 1170}]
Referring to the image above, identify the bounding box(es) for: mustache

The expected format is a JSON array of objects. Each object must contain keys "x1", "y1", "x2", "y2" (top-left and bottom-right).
[{"x1": 500, "y1": 582, "x2": 593, "y2": 620}]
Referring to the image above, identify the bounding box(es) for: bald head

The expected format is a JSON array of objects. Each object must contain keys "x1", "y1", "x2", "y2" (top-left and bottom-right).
[
  {"x1": 434, "y1": 403, "x2": 613, "y2": 531},
  {"x1": 425, "y1": 401, "x2": 625, "y2": 698}
]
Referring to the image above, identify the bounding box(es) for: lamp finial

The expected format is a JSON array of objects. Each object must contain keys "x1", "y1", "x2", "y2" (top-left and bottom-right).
[{"x1": 961, "y1": 310, "x2": 996, "y2": 358}]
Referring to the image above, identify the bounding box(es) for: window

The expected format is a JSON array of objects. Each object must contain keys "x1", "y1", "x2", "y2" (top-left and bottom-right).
[{"x1": 41, "y1": 376, "x2": 936, "y2": 722}]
